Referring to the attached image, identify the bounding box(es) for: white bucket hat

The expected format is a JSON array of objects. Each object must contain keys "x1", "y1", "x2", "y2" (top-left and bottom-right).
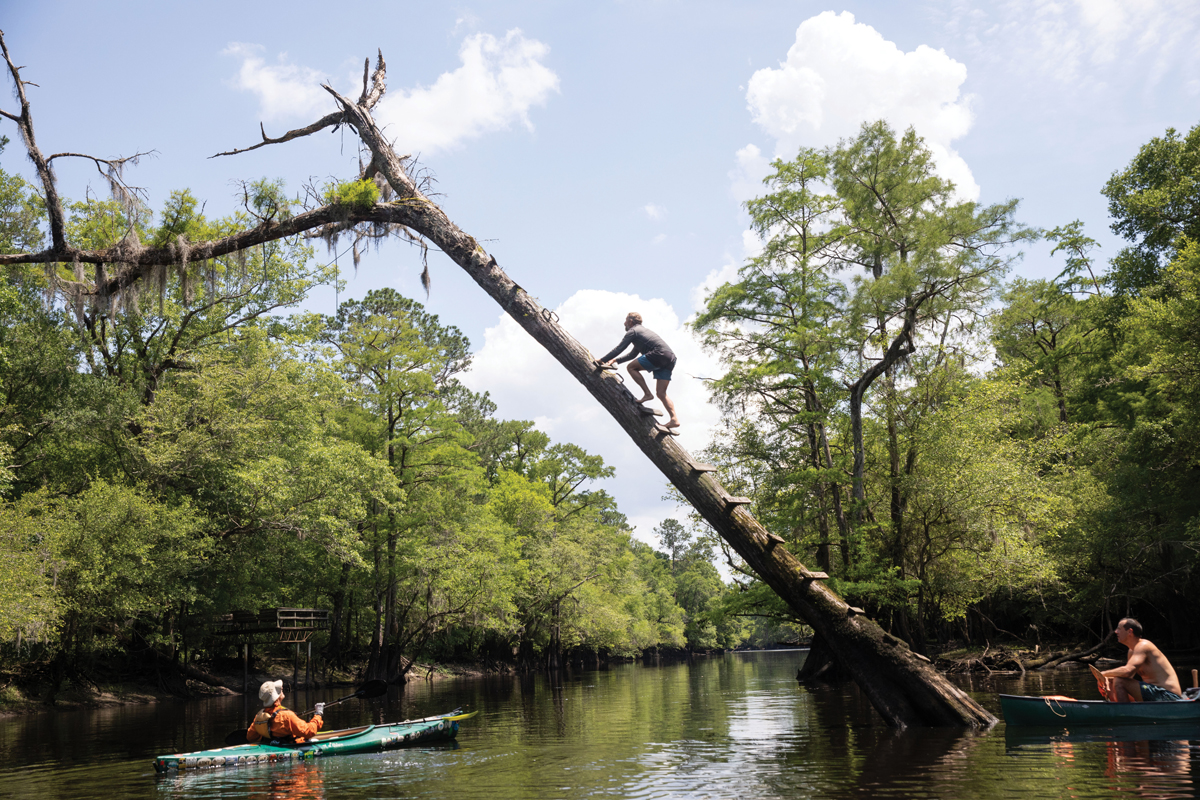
[{"x1": 258, "y1": 679, "x2": 284, "y2": 706}]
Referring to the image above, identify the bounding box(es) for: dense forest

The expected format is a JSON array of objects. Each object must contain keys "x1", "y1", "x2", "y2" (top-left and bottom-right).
[
  {"x1": 694, "y1": 120, "x2": 1200, "y2": 656},
  {"x1": 0, "y1": 137, "x2": 752, "y2": 698},
  {"x1": 1, "y1": 108, "x2": 1198, "y2": 700}
]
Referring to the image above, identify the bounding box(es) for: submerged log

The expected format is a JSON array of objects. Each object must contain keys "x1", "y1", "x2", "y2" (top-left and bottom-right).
[{"x1": 319, "y1": 79, "x2": 996, "y2": 730}]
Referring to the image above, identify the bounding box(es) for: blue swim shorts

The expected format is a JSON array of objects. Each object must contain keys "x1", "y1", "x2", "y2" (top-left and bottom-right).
[
  {"x1": 636, "y1": 354, "x2": 674, "y2": 381},
  {"x1": 1140, "y1": 682, "x2": 1184, "y2": 702}
]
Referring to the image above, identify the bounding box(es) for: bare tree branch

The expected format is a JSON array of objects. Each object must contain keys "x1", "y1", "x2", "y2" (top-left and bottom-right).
[
  {"x1": 47, "y1": 149, "x2": 155, "y2": 214},
  {"x1": 0, "y1": 28, "x2": 68, "y2": 250},
  {"x1": 209, "y1": 113, "x2": 346, "y2": 159},
  {"x1": 0, "y1": 202, "x2": 407, "y2": 296}
]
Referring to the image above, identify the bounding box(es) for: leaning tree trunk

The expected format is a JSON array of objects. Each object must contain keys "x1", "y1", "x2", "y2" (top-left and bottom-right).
[
  {"x1": 0, "y1": 36, "x2": 993, "y2": 728},
  {"x1": 321, "y1": 82, "x2": 995, "y2": 729}
]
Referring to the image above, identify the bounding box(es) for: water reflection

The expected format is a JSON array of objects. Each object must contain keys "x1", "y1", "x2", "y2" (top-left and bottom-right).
[
  {"x1": 155, "y1": 762, "x2": 328, "y2": 800},
  {"x1": 1006, "y1": 724, "x2": 1199, "y2": 800},
  {"x1": 5, "y1": 652, "x2": 1200, "y2": 799},
  {"x1": 1103, "y1": 739, "x2": 1195, "y2": 800}
]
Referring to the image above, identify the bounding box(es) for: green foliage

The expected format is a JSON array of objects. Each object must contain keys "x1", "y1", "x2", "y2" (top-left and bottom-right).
[
  {"x1": 0, "y1": 492, "x2": 59, "y2": 641},
  {"x1": 0, "y1": 138, "x2": 46, "y2": 254},
  {"x1": 899, "y1": 380, "x2": 1069, "y2": 621},
  {"x1": 47, "y1": 481, "x2": 209, "y2": 622},
  {"x1": 1103, "y1": 123, "x2": 1200, "y2": 293},
  {"x1": 0, "y1": 159, "x2": 699, "y2": 681},
  {"x1": 693, "y1": 120, "x2": 1035, "y2": 646},
  {"x1": 324, "y1": 178, "x2": 380, "y2": 210}
]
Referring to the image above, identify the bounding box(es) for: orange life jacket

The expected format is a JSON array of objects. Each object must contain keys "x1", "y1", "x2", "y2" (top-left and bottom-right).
[
  {"x1": 247, "y1": 701, "x2": 323, "y2": 744},
  {"x1": 252, "y1": 705, "x2": 291, "y2": 742}
]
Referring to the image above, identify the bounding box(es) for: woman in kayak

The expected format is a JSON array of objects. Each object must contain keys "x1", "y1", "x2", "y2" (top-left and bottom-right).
[{"x1": 246, "y1": 679, "x2": 326, "y2": 744}]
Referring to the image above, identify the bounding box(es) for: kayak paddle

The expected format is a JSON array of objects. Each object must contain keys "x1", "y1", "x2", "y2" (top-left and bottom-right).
[
  {"x1": 222, "y1": 680, "x2": 390, "y2": 746},
  {"x1": 301, "y1": 679, "x2": 389, "y2": 716}
]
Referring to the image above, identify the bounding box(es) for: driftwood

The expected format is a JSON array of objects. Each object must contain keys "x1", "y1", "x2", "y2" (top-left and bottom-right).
[
  {"x1": 1036, "y1": 636, "x2": 1113, "y2": 671},
  {"x1": 0, "y1": 35, "x2": 995, "y2": 729}
]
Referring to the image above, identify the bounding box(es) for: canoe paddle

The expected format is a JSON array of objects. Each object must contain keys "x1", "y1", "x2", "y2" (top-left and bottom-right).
[{"x1": 222, "y1": 680, "x2": 390, "y2": 746}]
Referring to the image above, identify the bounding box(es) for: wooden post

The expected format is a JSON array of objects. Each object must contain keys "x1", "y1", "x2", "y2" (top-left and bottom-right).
[
  {"x1": 307, "y1": 640, "x2": 312, "y2": 687},
  {"x1": 293, "y1": 643, "x2": 299, "y2": 694},
  {"x1": 242, "y1": 642, "x2": 248, "y2": 695}
]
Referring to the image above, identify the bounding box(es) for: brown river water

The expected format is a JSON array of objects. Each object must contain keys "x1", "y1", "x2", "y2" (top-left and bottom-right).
[{"x1": 2, "y1": 649, "x2": 1199, "y2": 799}]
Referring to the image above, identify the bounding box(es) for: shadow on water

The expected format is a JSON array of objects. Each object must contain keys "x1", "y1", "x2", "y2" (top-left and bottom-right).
[{"x1": 4, "y1": 651, "x2": 1200, "y2": 799}]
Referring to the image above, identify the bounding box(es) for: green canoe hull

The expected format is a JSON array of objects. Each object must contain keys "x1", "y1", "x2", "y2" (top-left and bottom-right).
[
  {"x1": 153, "y1": 715, "x2": 459, "y2": 773},
  {"x1": 1000, "y1": 693, "x2": 1200, "y2": 726}
]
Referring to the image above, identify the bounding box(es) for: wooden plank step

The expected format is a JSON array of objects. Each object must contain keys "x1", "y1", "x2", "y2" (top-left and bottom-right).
[
  {"x1": 637, "y1": 406, "x2": 664, "y2": 416},
  {"x1": 655, "y1": 424, "x2": 680, "y2": 436},
  {"x1": 725, "y1": 496, "x2": 752, "y2": 506},
  {"x1": 800, "y1": 571, "x2": 829, "y2": 580},
  {"x1": 689, "y1": 462, "x2": 718, "y2": 473}
]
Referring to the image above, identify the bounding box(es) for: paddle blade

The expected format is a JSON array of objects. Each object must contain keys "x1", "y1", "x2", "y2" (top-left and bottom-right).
[
  {"x1": 224, "y1": 729, "x2": 250, "y2": 746},
  {"x1": 355, "y1": 679, "x2": 389, "y2": 699},
  {"x1": 445, "y1": 710, "x2": 479, "y2": 722}
]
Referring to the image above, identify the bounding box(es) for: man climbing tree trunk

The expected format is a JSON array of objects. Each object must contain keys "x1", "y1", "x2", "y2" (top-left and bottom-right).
[{"x1": 0, "y1": 37, "x2": 994, "y2": 728}]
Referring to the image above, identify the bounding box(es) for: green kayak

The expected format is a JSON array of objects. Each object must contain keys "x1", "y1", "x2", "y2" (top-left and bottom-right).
[
  {"x1": 1000, "y1": 693, "x2": 1200, "y2": 726},
  {"x1": 153, "y1": 711, "x2": 471, "y2": 773}
]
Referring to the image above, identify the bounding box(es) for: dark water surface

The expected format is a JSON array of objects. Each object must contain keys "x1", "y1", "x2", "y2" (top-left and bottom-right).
[{"x1": 3, "y1": 650, "x2": 1199, "y2": 799}]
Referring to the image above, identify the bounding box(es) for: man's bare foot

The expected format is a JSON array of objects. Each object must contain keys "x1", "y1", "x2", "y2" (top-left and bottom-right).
[
  {"x1": 664, "y1": 419, "x2": 681, "y2": 429},
  {"x1": 636, "y1": 395, "x2": 654, "y2": 404}
]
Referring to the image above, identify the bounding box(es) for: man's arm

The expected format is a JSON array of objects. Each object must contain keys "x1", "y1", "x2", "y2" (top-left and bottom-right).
[
  {"x1": 1103, "y1": 647, "x2": 1147, "y2": 680},
  {"x1": 599, "y1": 330, "x2": 636, "y2": 364}
]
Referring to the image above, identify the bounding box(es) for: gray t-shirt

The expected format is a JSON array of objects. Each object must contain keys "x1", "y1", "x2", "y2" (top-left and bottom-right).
[{"x1": 601, "y1": 324, "x2": 676, "y2": 368}]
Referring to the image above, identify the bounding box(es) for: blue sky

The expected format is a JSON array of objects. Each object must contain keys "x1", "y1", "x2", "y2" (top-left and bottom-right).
[{"x1": 5, "y1": 1, "x2": 1199, "y2": 545}]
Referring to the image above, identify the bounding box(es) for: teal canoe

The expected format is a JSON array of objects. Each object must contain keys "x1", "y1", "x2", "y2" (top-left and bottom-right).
[
  {"x1": 1000, "y1": 693, "x2": 1200, "y2": 726},
  {"x1": 152, "y1": 710, "x2": 472, "y2": 773}
]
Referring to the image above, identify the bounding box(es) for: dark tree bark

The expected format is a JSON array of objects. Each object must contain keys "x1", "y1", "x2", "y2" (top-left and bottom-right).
[
  {"x1": 796, "y1": 633, "x2": 853, "y2": 684},
  {"x1": 0, "y1": 38, "x2": 995, "y2": 728}
]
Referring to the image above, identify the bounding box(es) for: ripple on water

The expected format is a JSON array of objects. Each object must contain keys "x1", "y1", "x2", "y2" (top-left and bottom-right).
[{"x1": 4, "y1": 654, "x2": 1200, "y2": 799}]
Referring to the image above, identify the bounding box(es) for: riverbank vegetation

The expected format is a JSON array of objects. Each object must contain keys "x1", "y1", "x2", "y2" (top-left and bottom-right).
[
  {"x1": 695, "y1": 120, "x2": 1200, "y2": 657},
  {"x1": 0, "y1": 136, "x2": 764, "y2": 701},
  {"x1": 2, "y1": 101, "x2": 1197, "y2": 702}
]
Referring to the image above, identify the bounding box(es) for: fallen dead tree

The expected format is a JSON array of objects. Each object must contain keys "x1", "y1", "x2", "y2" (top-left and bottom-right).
[
  {"x1": 1036, "y1": 636, "x2": 1114, "y2": 671},
  {"x1": 0, "y1": 34, "x2": 994, "y2": 729},
  {"x1": 935, "y1": 637, "x2": 1115, "y2": 675}
]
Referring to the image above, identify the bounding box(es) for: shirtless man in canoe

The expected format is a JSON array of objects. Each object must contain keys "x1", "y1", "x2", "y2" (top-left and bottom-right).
[{"x1": 1092, "y1": 617, "x2": 1184, "y2": 702}]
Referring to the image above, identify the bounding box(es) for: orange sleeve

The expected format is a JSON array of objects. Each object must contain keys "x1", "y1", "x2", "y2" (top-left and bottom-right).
[
  {"x1": 246, "y1": 724, "x2": 262, "y2": 743},
  {"x1": 276, "y1": 709, "x2": 324, "y2": 740}
]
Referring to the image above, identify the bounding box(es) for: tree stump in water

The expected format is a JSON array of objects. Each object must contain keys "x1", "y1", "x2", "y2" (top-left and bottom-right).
[{"x1": 797, "y1": 634, "x2": 854, "y2": 684}]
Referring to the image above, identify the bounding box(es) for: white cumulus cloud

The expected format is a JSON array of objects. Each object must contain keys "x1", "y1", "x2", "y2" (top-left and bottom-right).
[
  {"x1": 223, "y1": 43, "x2": 331, "y2": 122},
  {"x1": 462, "y1": 290, "x2": 724, "y2": 543},
  {"x1": 744, "y1": 10, "x2": 978, "y2": 200},
  {"x1": 728, "y1": 143, "x2": 772, "y2": 204},
  {"x1": 942, "y1": 0, "x2": 1200, "y2": 94},
  {"x1": 643, "y1": 203, "x2": 666, "y2": 220},
  {"x1": 690, "y1": 229, "x2": 763, "y2": 312},
  {"x1": 224, "y1": 29, "x2": 559, "y2": 154},
  {"x1": 376, "y1": 30, "x2": 559, "y2": 154}
]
